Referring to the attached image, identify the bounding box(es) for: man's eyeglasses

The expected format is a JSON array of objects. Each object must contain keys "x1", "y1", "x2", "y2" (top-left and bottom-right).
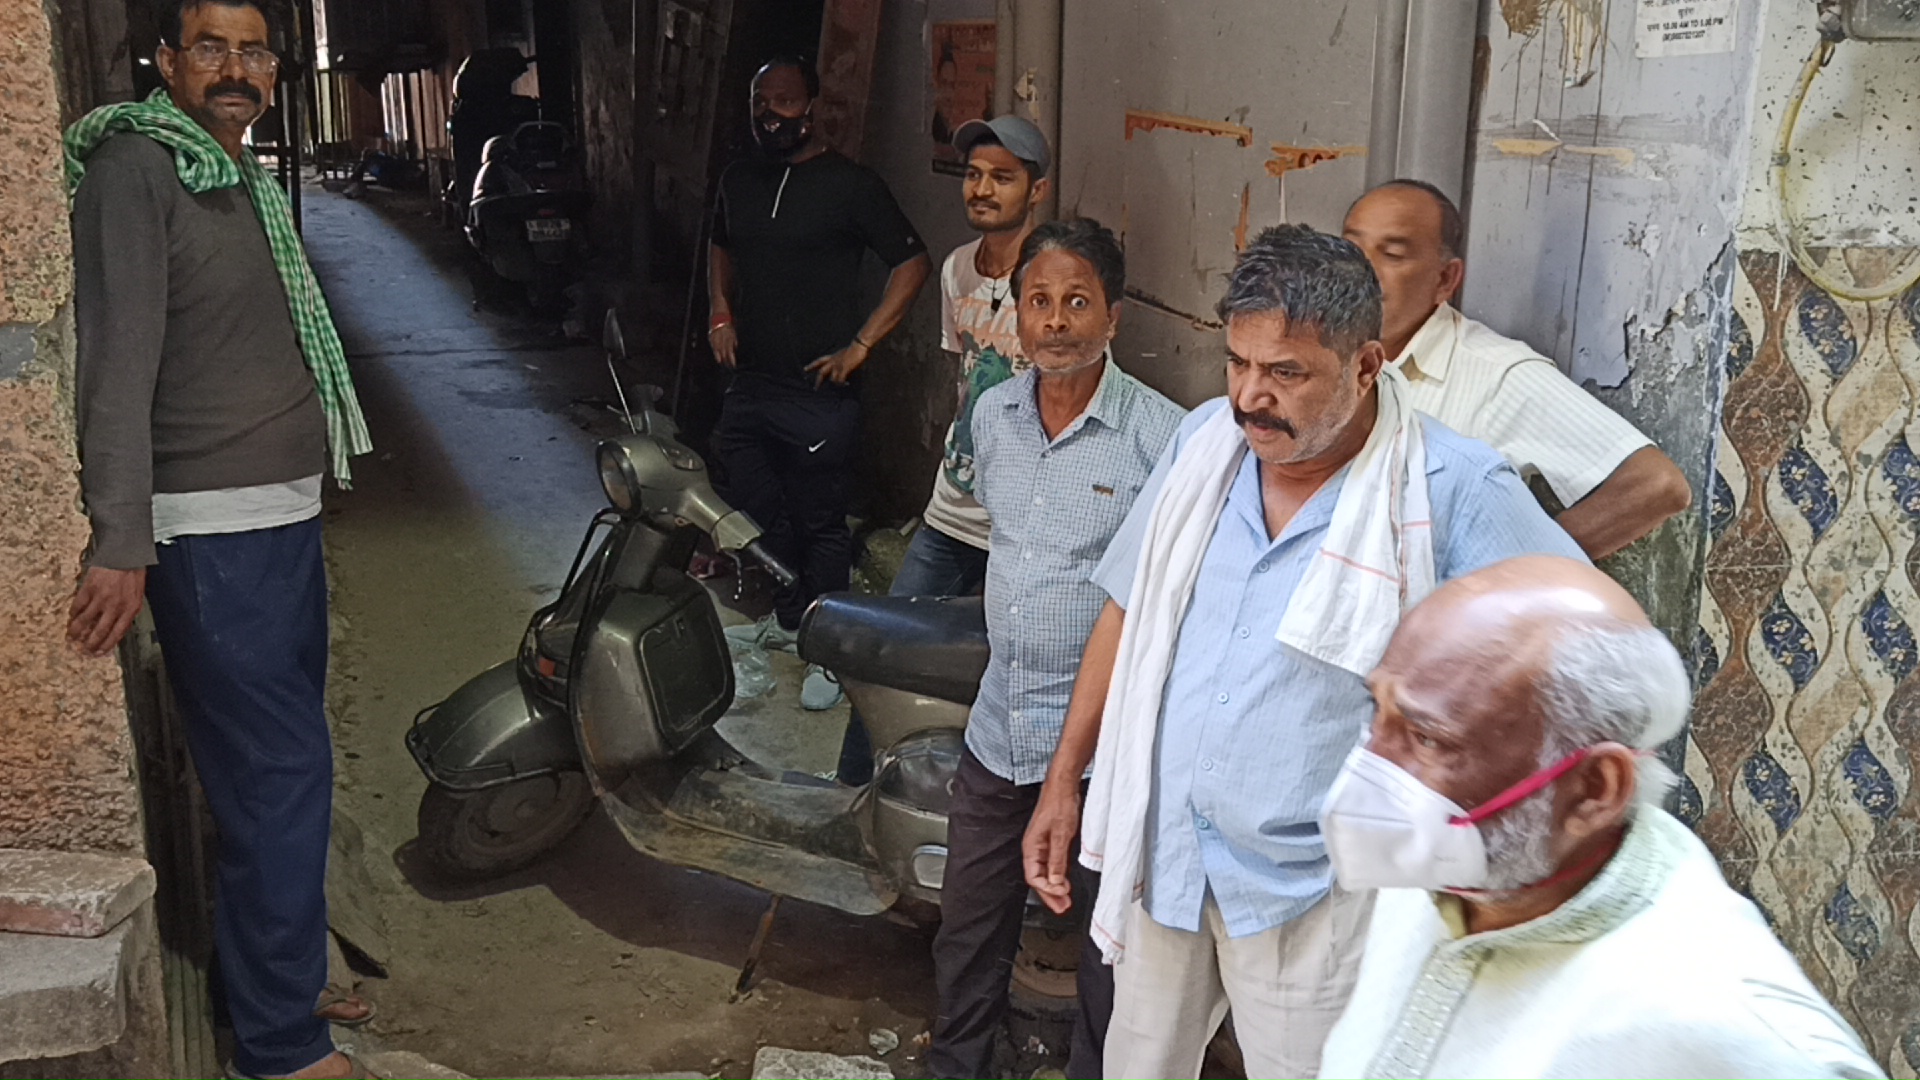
[{"x1": 176, "y1": 41, "x2": 280, "y2": 76}]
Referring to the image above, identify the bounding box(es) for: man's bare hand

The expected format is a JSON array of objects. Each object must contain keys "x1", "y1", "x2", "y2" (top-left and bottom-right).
[
  {"x1": 804, "y1": 342, "x2": 871, "y2": 387},
  {"x1": 1023, "y1": 779, "x2": 1083, "y2": 915},
  {"x1": 68, "y1": 566, "x2": 146, "y2": 658},
  {"x1": 710, "y1": 324, "x2": 740, "y2": 368}
]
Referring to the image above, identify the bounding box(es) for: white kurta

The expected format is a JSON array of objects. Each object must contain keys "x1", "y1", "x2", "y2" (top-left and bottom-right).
[
  {"x1": 1394, "y1": 304, "x2": 1652, "y2": 508},
  {"x1": 1319, "y1": 809, "x2": 1885, "y2": 1080}
]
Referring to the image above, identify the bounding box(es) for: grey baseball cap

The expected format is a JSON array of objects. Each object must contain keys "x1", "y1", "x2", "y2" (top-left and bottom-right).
[{"x1": 952, "y1": 115, "x2": 1051, "y2": 176}]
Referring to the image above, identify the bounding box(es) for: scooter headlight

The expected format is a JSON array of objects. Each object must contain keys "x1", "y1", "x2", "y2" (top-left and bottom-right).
[{"x1": 597, "y1": 441, "x2": 641, "y2": 512}]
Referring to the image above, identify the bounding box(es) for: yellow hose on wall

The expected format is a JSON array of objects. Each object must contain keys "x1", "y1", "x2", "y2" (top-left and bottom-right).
[{"x1": 1771, "y1": 34, "x2": 1920, "y2": 302}]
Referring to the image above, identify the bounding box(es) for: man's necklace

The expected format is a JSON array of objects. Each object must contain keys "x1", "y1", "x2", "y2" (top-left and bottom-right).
[{"x1": 976, "y1": 246, "x2": 1016, "y2": 312}]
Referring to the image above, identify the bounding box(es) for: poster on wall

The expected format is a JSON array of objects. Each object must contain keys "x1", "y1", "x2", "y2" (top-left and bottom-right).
[
  {"x1": 929, "y1": 20, "x2": 996, "y2": 176},
  {"x1": 816, "y1": 0, "x2": 885, "y2": 158},
  {"x1": 1634, "y1": 0, "x2": 1736, "y2": 57}
]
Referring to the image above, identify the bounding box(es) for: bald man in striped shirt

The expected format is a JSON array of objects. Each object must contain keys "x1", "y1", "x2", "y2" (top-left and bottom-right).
[{"x1": 1343, "y1": 180, "x2": 1692, "y2": 559}]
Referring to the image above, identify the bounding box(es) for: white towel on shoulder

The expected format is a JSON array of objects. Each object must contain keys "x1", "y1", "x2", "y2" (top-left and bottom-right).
[{"x1": 1079, "y1": 366, "x2": 1435, "y2": 964}]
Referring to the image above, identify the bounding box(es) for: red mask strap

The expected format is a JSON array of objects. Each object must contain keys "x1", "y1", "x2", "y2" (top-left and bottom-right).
[{"x1": 1448, "y1": 747, "x2": 1593, "y2": 827}]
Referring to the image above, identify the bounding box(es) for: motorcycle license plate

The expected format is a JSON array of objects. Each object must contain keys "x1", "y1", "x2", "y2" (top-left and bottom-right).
[{"x1": 525, "y1": 218, "x2": 571, "y2": 242}]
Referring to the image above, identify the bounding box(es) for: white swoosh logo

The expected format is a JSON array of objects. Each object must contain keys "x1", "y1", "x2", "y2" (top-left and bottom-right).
[{"x1": 808, "y1": 440, "x2": 827, "y2": 452}]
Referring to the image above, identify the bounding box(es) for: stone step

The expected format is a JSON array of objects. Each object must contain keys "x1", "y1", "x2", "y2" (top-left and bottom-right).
[
  {"x1": 0, "y1": 849, "x2": 154, "y2": 939},
  {"x1": 750, "y1": 1048, "x2": 893, "y2": 1080},
  {"x1": 0, "y1": 921, "x2": 131, "y2": 1063}
]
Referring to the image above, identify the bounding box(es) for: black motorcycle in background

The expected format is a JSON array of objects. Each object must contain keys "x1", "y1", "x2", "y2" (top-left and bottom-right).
[
  {"x1": 466, "y1": 121, "x2": 592, "y2": 313},
  {"x1": 445, "y1": 48, "x2": 539, "y2": 223},
  {"x1": 447, "y1": 50, "x2": 590, "y2": 313}
]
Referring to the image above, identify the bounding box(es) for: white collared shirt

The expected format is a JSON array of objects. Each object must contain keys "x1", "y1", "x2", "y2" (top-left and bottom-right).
[{"x1": 1395, "y1": 305, "x2": 1652, "y2": 507}]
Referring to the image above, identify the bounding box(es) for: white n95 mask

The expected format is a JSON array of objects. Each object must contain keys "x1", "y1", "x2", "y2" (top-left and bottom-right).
[
  {"x1": 1319, "y1": 742, "x2": 1599, "y2": 892},
  {"x1": 1319, "y1": 745, "x2": 1489, "y2": 891}
]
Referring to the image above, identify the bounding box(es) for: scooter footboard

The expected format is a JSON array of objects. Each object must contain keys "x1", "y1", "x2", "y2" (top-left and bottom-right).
[{"x1": 407, "y1": 661, "x2": 582, "y2": 791}]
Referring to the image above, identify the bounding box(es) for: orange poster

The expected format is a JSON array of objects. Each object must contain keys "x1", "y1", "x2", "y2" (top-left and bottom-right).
[
  {"x1": 929, "y1": 20, "x2": 996, "y2": 175},
  {"x1": 816, "y1": 0, "x2": 884, "y2": 157}
]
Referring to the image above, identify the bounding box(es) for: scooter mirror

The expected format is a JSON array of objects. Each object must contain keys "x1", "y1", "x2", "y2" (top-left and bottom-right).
[{"x1": 602, "y1": 309, "x2": 629, "y2": 360}]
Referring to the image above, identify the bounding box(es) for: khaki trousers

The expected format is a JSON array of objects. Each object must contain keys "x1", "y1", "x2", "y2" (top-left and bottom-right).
[{"x1": 1104, "y1": 886, "x2": 1374, "y2": 1079}]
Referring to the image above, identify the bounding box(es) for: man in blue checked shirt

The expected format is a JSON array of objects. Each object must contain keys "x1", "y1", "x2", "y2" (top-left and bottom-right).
[
  {"x1": 1022, "y1": 226, "x2": 1588, "y2": 1079},
  {"x1": 928, "y1": 219, "x2": 1183, "y2": 1080}
]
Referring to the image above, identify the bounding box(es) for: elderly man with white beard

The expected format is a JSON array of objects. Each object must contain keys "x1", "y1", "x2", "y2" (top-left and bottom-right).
[{"x1": 1317, "y1": 556, "x2": 1883, "y2": 1080}]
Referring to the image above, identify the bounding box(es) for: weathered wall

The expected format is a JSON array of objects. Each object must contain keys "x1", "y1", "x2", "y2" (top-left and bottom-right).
[
  {"x1": 0, "y1": 0, "x2": 143, "y2": 855},
  {"x1": 1056, "y1": 0, "x2": 1379, "y2": 406},
  {"x1": 1458, "y1": 0, "x2": 1763, "y2": 648},
  {"x1": 1686, "y1": 2, "x2": 1920, "y2": 1072},
  {"x1": 572, "y1": 0, "x2": 641, "y2": 263},
  {"x1": 857, "y1": 0, "x2": 994, "y2": 519}
]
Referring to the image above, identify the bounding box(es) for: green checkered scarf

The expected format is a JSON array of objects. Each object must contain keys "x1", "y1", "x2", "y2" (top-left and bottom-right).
[{"x1": 64, "y1": 90, "x2": 372, "y2": 484}]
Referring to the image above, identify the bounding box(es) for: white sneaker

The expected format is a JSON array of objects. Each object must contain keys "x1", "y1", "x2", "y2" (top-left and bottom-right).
[
  {"x1": 801, "y1": 665, "x2": 844, "y2": 711},
  {"x1": 724, "y1": 616, "x2": 800, "y2": 654}
]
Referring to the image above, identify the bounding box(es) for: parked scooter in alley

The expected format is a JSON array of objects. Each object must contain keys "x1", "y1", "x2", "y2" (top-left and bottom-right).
[
  {"x1": 463, "y1": 118, "x2": 592, "y2": 314},
  {"x1": 444, "y1": 48, "x2": 540, "y2": 226},
  {"x1": 408, "y1": 314, "x2": 1050, "y2": 994}
]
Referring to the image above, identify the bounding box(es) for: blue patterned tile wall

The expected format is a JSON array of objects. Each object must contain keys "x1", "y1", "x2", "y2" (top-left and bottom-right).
[{"x1": 1691, "y1": 251, "x2": 1920, "y2": 1075}]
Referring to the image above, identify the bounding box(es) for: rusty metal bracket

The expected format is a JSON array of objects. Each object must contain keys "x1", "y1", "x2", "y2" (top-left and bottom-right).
[
  {"x1": 730, "y1": 895, "x2": 782, "y2": 1001},
  {"x1": 1123, "y1": 109, "x2": 1254, "y2": 147}
]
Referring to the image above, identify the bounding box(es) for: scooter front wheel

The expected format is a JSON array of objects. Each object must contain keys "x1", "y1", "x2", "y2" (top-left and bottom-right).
[{"x1": 415, "y1": 773, "x2": 593, "y2": 880}]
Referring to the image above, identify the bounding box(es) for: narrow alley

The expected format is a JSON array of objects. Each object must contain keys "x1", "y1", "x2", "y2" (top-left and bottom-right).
[{"x1": 301, "y1": 184, "x2": 937, "y2": 1078}]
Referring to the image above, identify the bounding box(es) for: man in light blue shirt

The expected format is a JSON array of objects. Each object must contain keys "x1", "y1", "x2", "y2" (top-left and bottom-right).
[
  {"x1": 1021, "y1": 225, "x2": 1586, "y2": 1078},
  {"x1": 929, "y1": 219, "x2": 1183, "y2": 1080}
]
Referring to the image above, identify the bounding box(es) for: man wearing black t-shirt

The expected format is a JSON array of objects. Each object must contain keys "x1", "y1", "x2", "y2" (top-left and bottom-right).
[{"x1": 709, "y1": 57, "x2": 931, "y2": 710}]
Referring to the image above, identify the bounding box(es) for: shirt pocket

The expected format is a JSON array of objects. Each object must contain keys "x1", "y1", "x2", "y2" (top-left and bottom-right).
[{"x1": 1066, "y1": 476, "x2": 1142, "y2": 564}]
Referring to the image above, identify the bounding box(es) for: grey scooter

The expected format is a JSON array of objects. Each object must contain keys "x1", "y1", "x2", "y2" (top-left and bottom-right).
[{"x1": 406, "y1": 315, "x2": 986, "y2": 939}]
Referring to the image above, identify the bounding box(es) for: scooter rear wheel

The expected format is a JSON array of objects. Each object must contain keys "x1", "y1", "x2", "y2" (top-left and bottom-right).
[{"x1": 415, "y1": 773, "x2": 593, "y2": 880}]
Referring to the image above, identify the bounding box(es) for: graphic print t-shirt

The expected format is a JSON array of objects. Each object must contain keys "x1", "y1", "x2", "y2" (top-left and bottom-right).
[{"x1": 921, "y1": 239, "x2": 1028, "y2": 549}]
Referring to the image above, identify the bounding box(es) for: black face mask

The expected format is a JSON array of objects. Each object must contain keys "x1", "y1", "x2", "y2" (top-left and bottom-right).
[{"x1": 751, "y1": 108, "x2": 813, "y2": 156}]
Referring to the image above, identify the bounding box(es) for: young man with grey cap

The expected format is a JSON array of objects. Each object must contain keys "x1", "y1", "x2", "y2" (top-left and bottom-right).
[{"x1": 834, "y1": 114, "x2": 1053, "y2": 783}]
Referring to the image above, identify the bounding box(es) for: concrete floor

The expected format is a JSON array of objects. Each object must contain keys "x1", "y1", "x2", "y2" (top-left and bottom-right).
[{"x1": 303, "y1": 186, "x2": 935, "y2": 1079}]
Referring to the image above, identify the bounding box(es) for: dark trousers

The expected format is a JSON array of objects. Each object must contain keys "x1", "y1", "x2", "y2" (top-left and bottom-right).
[
  {"x1": 837, "y1": 524, "x2": 990, "y2": 784},
  {"x1": 710, "y1": 386, "x2": 862, "y2": 629},
  {"x1": 930, "y1": 749, "x2": 1113, "y2": 1079},
  {"x1": 145, "y1": 519, "x2": 335, "y2": 1077}
]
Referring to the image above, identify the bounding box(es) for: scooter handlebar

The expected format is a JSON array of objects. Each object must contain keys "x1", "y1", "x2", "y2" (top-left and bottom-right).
[{"x1": 744, "y1": 540, "x2": 798, "y2": 589}]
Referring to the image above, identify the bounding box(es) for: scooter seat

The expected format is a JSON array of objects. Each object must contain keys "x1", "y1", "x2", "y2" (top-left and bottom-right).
[{"x1": 799, "y1": 594, "x2": 989, "y2": 706}]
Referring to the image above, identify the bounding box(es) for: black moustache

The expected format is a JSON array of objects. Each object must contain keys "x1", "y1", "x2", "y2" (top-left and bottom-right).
[
  {"x1": 207, "y1": 82, "x2": 261, "y2": 103},
  {"x1": 1232, "y1": 405, "x2": 1296, "y2": 437}
]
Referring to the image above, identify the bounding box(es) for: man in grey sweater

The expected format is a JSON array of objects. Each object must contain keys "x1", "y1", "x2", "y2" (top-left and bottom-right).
[{"x1": 65, "y1": 1, "x2": 368, "y2": 1076}]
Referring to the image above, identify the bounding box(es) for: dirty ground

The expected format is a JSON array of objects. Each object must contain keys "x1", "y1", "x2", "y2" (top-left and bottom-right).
[{"x1": 303, "y1": 185, "x2": 938, "y2": 1078}]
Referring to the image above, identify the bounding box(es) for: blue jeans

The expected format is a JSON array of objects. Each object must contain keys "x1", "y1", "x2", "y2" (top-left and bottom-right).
[
  {"x1": 836, "y1": 523, "x2": 988, "y2": 784},
  {"x1": 145, "y1": 519, "x2": 336, "y2": 1077}
]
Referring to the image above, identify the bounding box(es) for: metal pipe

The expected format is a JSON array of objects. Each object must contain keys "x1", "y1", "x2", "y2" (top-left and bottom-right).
[
  {"x1": 994, "y1": 0, "x2": 1016, "y2": 118},
  {"x1": 1364, "y1": 0, "x2": 1412, "y2": 190},
  {"x1": 1011, "y1": 0, "x2": 1061, "y2": 220},
  {"x1": 730, "y1": 895, "x2": 782, "y2": 1000},
  {"x1": 1396, "y1": 0, "x2": 1478, "y2": 201}
]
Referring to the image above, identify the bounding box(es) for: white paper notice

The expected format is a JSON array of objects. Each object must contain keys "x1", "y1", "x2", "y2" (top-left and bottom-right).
[{"x1": 1635, "y1": 0, "x2": 1737, "y2": 57}]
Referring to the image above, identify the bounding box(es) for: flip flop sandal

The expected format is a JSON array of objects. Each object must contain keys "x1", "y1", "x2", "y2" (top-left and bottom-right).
[
  {"x1": 314, "y1": 986, "x2": 376, "y2": 1027},
  {"x1": 226, "y1": 1052, "x2": 369, "y2": 1079}
]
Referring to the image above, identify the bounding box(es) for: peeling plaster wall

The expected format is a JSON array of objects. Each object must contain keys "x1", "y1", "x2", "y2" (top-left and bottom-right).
[
  {"x1": 857, "y1": 0, "x2": 998, "y2": 520},
  {"x1": 1458, "y1": 0, "x2": 1763, "y2": 654},
  {"x1": 1462, "y1": 0, "x2": 1762, "y2": 391},
  {"x1": 0, "y1": 0, "x2": 143, "y2": 856},
  {"x1": 1680, "y1": 3, "x2": 1920, "y2": 1071}
]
